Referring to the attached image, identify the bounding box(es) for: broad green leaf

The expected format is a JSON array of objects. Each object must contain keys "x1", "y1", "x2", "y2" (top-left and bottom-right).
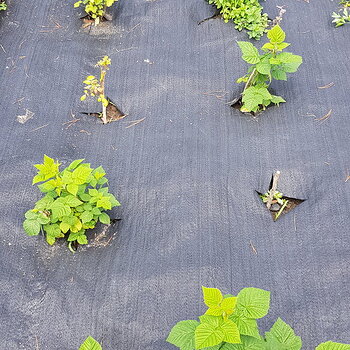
[
  {"x1": 261, "y1": 43, "x2": 274, "y2": 52},
  {"x1": 67, "y1": 183, "x2": 79, "y2": 196},
  {"x1": 221, "y1": 297, "x2": 237, "y2": 310},
  {"x1": 316, "y1": 341, "x2": 350, "y2": 350},
  {"x1": 265, "y1": 318, "x2": 302, "y2": 350},
  {"x1": 93, "y1": 166, "x2": 106, "y2": 180},
  {"x1": 68, "y1": 230, "x2": 86, "y2": 242},
  {"x1": 35, "y1": 194, "x2": 55, "y2": 210},
  {"x1": 242, "y1": 86, "x2": 272, "y2": 113},
  {"x1": 166, "y1": 320, "x2": 199, "y2": 350},
  {"x1": 230, "y1": 315, "x2": 260, "y2": 339},
  {"x1": 277, "y1": 53, "x2": 303, "y2": 73},
  {"x1": 72, "y1": 165, "x2": 93, "y2": 185},
  {"x1": 60, "y1": 221, "x2": 71, "y2": 233},
  {"x1": 221, "y1": 319, "x2": 241, "y2": 344},
  {"x1": 64, "y1": 195, "x2": 83, "y2": 207},
  {"x1": 33, "y1": 155, "x2": 60, "y2": 184},
  {"x1": 267, "y1": 25, "x2": 285, "y2": 44},
  {"x1": 79, "y1": 336, "x2": 102, "y2": 350},
  {"x1": 271, "y1": 67, "x2": 287, "y2": 81},
  {"x1": 77, "y1": 234, "x2": 88, "y2": 245},
  {"x1": 220, "y1": 336, "x2": 265, "y2": 350},
  {"x1": 237, "y1": 42, "x2": 260, "y2": 64},
  {"x1": 80, "y1": 193, "x2": 91, "y2": 201},
  {"x1": 195, "y1": 322, "x2": 224, "y2": 349},
  {"x1": 236, "y1": 288, "x2": 270, "y2": 319},
  {"x1": 270, "y1": 95, "x2": 286, "y2": 105},
  {"x1": 202, "y1": 287, "x2": 223, "y2": 308},
  {"x1": 50, "y1": 201, "x2": 71, "y2": 220},
  {"x1": 23, "y1": 219, "x2": 41, "y2": 236},
  {"x1": 25, "y1": 210, "x2": 38, "y2": 220},
  {"x1": 99, "y1": 212, "x2": 110, "y2": 224},
  {"x1": 81, "y1": 211, "x2": 94, "y2": 224},
  {"x1": 199, "y1": 315, "x2": 220, "y2": 327},
  {"x1": 256, "y1": 57, "x2": 271, "y2": 75},
  {"x1": 96, "y1": 197, "x2": 112, "y2": 210},
  {"x1": 44, "y1": 223, "x2": 63, "y2": 238},
  {"x1": 37, "y1": 213, "x2": 51, "y2": 225},
  {"x1": 67, "y1": 159, "x2": 84, "y2": 171}
]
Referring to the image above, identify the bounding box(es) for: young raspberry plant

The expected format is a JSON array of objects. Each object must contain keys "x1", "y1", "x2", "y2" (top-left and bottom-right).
[
  {"x1": 236, "y1": 25, "x2": 302, "y2": 113},
  {"x1": 81, "y1": 56, "x2": 111, "y2": 124},
  {"x1": 23, "y1": 155, "x2": 120, "y2": 251},
  {"x1": 0, "y1": 1, "x2": 7, "y2": 11},
  {"x1": 79, "y1": 336, "x2": 102, "y2": 350},
  {"x1": 332, "y1": 1, "x2": 350, "y2": 27},
  {"x1": 74, "y1": 0, "x2": 118, "y2": 25}
]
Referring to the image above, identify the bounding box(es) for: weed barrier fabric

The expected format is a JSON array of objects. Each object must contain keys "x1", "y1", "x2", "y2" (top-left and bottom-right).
[{"x1": 0, "y1": 0, "x2": 349, "y2": 349}]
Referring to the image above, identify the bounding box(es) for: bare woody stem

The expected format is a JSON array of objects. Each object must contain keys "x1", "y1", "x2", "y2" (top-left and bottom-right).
[
  {"x1": 243, "y1": 68, "x2": 258, "y2": 92},
  {"x1": 266, "y1": 170, "x2": 281, "y2": 210}
]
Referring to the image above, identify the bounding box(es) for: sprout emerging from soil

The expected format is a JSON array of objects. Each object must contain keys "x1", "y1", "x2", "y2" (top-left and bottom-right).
[{"x1": 81, "y1": 55, "x2": 111, "y2": 124}]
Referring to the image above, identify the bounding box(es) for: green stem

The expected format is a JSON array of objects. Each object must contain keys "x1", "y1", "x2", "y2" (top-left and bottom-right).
[
  {"x1": 274, "y1": 200, "x2": 288, "y2": 221},
  {"x1": 68, "y1": 241, "x2": 75, "y2": 253},
  {"x1": 243, "y1": 68, "x2": 258, "y2": 92}
]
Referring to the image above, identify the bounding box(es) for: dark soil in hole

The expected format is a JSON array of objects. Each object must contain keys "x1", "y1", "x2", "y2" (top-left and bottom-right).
[
  {"x1": 198, "y1": 10, "x2": 221, "y2": 25},
  {"x1": 256, "y1": 190, "x2": 305, "y2": 222},
  {"x1": 80, "y1": 13, "x2": 113, "y2": 26},
  {"x1": 82, "y1": 97, "x2": 126, "y2": 124}
]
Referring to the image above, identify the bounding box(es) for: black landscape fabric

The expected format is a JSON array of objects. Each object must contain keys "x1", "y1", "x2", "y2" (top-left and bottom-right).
[{"x1": 0, "y1": 0, "x2": 350, "y2": 349}]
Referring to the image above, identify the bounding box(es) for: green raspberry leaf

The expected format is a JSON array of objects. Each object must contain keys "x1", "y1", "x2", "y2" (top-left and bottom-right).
[
  {"x1": 316, "y1": 341, "x2": 350, "y2": 350},
  {"x1": 167, "y1": 320, "x2": 199, "y2": 350},
  {"x1": 79, "y1": 336, "x2": 102, "y2": 350},
  {"x1": 265, "y1": 318, "x2": 302, "y2": 350},
  {"x1": 99, "y1": 212, "x2": 111, "y2": 225},
  {"x1": 267, "y1": 25, "x2": 286, "y2": 44},
  {"x1": 237, "y1": 42, "x2": 261, "y2": 64},
  {"x1": 195, "y1": 322, "x2": 224, "y2": 349},
  {"x1": 236, "y1": 288, "x2": 270, "y2": 319},
  {"x1": 202, "y1": 286, "x2": 223, "y2": 308},
  {"x1": 23, "y1": 219, "x2": 41, "y2": 236}
]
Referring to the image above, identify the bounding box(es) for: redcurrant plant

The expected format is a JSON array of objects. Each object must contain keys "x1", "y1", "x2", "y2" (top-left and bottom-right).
[{"x1": 74, "y1": 0, "x2": 118, "y2": 25}]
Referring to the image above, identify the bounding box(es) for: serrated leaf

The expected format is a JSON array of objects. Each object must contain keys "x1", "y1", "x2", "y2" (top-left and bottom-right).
[
  {"x1": 64, "y1": 195, "x2": 83, "y2": 207},
  {"x1": 96, "y1": 197, "x2": 112, "y2": 210},
  {"x1": 237, "y1": 42, "x2": 260, "y2": 64},
  {"x1": 316, "y1": 341, "x2": 350, "y2": 350},
  {"x1": 60, "y1": 222, "x2": 71, "y2": 233},
  {"x1": 35, "y1": 194, "x2": 55, "y2": 210},
  {"x1": 23, "y1": 219, "x2": 41, "y2": 236},
  {"x1": 77, "y1": 234, "x2": 88, "y2": 245},
  {"x1": 81, "y1": 211, "x2": 94, "y2": 224},
  {"x1": 270, "y1": 95, "x2": 286, "y2": 105},
  {"x1": 202, "y1": 287, "x2": 223, "y2": 308},
  {"x1": 99, "y1": 212, "x2": 110, "y2": 224},
  {"x1": 277, "y1": 53, "x2": 303, "y2": 73},
  {"x1": 230, "y1": 315, "x2": 260, "y2": 339},
  {"x1": 265, "y1": 318, "x2": 302, "y2": 350},
  {"x1": 72, "y1": 165, "x2": 93, "y2": 185},
  {"x1": 167, "y1": 320, "x2": 199, "y2": 350},
  {"x1": 267, "y1": 25, "x2": 285, "y2": 44},
  {"x1": 79, "y1": 336, "x2": 102, "y2": 350},
  {"x1": 50, "y1": 201, "x2": 71, "y2": 220},
  {"x1": 220, "y1": 336, "x2": 265, "y2": 350},
  {"x1": 256, "y1": 58, "x2": 271, "y2": 75},
  {"x1": 67, "y1": 183, "x2": 79, "y2": 196},
  {"x1": 199, "y1": 315, "x2": 220, "y2": 327},
  {"x1": 220, "y1": 319, "x2": 241, "y2": 344},
  {"x1": 195, "y1": 322, "x2": 224, "y2": 349},
  {"x1": 67, "y1": 159, "x2": 85, "y2": 171},
  {"x1": 236, "y1": 288, "x2": 270, "y2": 319}
]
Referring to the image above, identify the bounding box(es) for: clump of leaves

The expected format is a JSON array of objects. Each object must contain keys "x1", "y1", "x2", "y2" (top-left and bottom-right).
[
  {"x1": 23, "y1": 155, "x2": 120, "y2": 251},
  {"x1": 260, "y1": 189, "x2": 288, "y2": 221},
  {"x1": 236, "y1": 25, "x2": 302, "y2": 113},
  {"x1": 332, "y1": 1, "x2": 350, "y2": 27},
  {"x1": 207, "y1": 0, "x2": 268, "y2": 40},
  {"x1": 74, "y1": 0, "x2": 117, "y2": 25},
  {"x1": 79, "y1": 336, "x2": 102, "y2": 350},
  {"x1": 81, "y1": 56, "x2": 111, "y2": 124},
  {"x1": 168, "y1": 286, "x2": 283, "y2": 349},
  {"x1": 0, "y1": 1, "x2": 7, "y2": 11}
]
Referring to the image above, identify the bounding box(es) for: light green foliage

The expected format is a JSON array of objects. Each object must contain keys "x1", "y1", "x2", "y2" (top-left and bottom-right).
[
  {"x1": 167, "y1": 286, "x2": 271, "y2": 350},
  {"x1": 332, "y1": 1, "x2": 350, "y2": 27},
  {"x1": 260, "y1": 190, "x2": 289, "y2": 221},
  {"x1": 207, "y1": 0, "x2": 268, "y2": 40},
  {"x1": 0, "y1": 1, "x2": 7, "y2": 11},
  {"x1": 237, "y1": 25, "x2": 302, "y2": 113},
  {"x1": 316, "y1": 341, "x2": 350, "y2": 350},
  {"x1": 23, "y1": 155, "x2": 120, "y2": 249},
  {"x1": 81, "y1": 56, "x2": 111, "y2": 124},
  {"x1": 79, "y1": 336, "x2": 102, "y2": 350},
  {"x1": 74, "y1": 0, "x2": 117, "y2": 24}
]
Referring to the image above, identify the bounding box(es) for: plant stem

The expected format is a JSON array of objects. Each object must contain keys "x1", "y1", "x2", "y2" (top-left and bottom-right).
[
  {"x1": 68, "y1": 241, "x2": 75, "y2": 253},
  {"x1": 243, "y1": 68, "x2": 257, "y2": 92},
  {"x1": 274, "y1": 199, "x2": 288, "y2": 221},
  {"x1": 102, "y1": 104, "x2": 107, "y2": 124},
  {"x1": 266, "y1": 171, "x2": 280, "y2": 210},
  {"x1": 100, "y1": 68, "x2": 108, "y2": 124}
]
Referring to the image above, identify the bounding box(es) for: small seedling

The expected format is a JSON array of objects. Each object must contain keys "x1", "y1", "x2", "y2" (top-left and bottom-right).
[
  {"x1": 74, "y1": 0, "x2": 118, "y2": 25},
  {"x1": 260, "y1": 189, "x2": 288, "y2": 221},
  {"x1": 332, "y1": 1, "x2": 350, "y2": 27},
  {"x1": 23, "y1": 155, "x2": 120, "y2": 251},
  {"x1": 207, "y1": 0, "x2": 268, "y2": 40},
  {"x1": 79, "y1": 336, "x2": 102, "y2": 350},
  {"x1": 0, "y1": 1, "x2": 7, "y2": 11},
  {"x1": 236, "y1": 25, "x2": 302, "y2": 113},
  {"x1": 81, "y1": 56, "x2": 111, "y2": 124}
]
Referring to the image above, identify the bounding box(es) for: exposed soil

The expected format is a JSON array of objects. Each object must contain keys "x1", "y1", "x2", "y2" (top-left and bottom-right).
[{"x1": 82, "y1": 98, "x2": 126, "y2": 124}]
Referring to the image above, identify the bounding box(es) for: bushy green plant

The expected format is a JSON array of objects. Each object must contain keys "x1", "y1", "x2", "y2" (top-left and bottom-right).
[
  {"x1": 23, "y1": 155, "x2": 120, "y2": 251},
  {"x1": 74, "y1": 0, "x2": 118, "y2": 25},
  {"x1": 332, "y1": 1, "x2": 350, "y2": 27},
  {"x1": 0, "y1": 1, "x2": 7, "y2": 11},
  {"x1": 81, "y1": 56, "x2": 111, "y2": 124},
  {"x1": 207, "y1": 0, "x2": 268, "y2": 40},
  {"x1": 236, "y1": 25, "x2": 302, "y2": 113},
  {"x1": 167, "y1": 286, "x2": 350, "y2": 350},
  {"x1": 79, "y1": 336, "x2": 102, "y2": 350}
]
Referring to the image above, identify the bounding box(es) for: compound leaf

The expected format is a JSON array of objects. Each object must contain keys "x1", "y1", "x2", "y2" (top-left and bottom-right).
[
  {"x1": 202, "y1": 286, "x2": 223, "y2": 308},
  {"x1": 237, "y1": 42, "x2": 261, "y2": 64},
  {"x1": 267, "y1": 25, "x2": 285, "y2": 44},
  {"x1": 236, "y1": 288, "x2": 270, "y2": 319},
  {"x1": 195, "y1": 322, "x2": 224, "y2": 349},
  {"x1": 167, "y1": 320, "x2": 199, "y2": 350}
]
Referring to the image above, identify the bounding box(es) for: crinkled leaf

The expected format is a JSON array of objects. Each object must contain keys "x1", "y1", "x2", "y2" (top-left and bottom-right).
[
  {"x1": 202, "y1": 286, "x2": 223, "y2": 308},
  {"x1": 166, "y1": 320, "x2": 199, "y2": 350},
  {"x1": 79, "y1": 336, "x2": 102, "y2": 350},
  {"x1": 267, "y1": 25, "x2": 285, "y2": 44},
  {"x1": 99, "y1": 212, "x2": 110, "y2": 225},
  {"x1": 230, "y1": 315, "x2": 260, "y2": 339},
  {"x1": 23, "y1": 219, "x2": 41, "y2": 236},
  {"x1": 81, "y1": 211, "x2": 94, "y2": 224},
  {"x1": 236, "y1": 288, "x2": 270, "y2": 319},
  {"x1": 195, "y1": 322, "x2": 224, "y2": 349},
  {"x1": 220, "y1": 319, "x2": 241, "y2": 344},
  {"x1": 316, "y1": 341, "x2": 350, "y2": 350},
  {"x1": 237, "y1": 42, "x2": 261, "y2": 64}
]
